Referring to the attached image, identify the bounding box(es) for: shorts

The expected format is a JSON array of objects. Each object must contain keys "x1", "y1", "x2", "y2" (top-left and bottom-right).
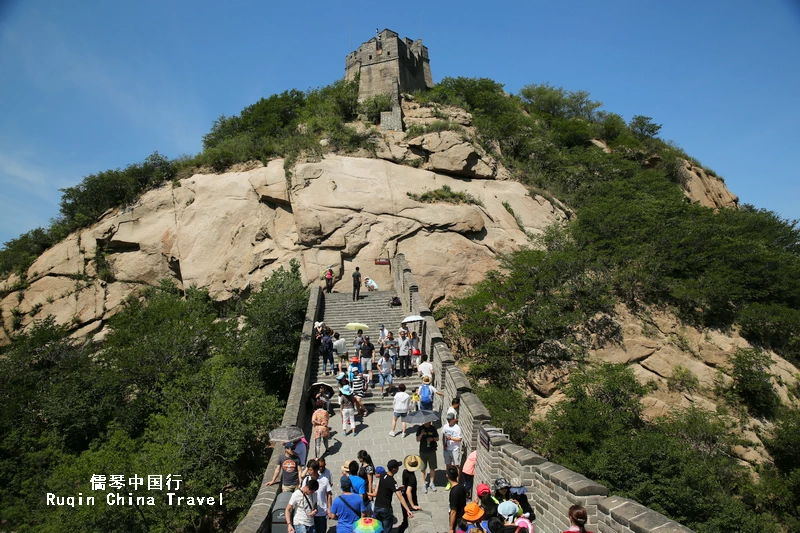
[
  {"x1": 443, "y1": 447, "x2": 461, "y2": 465},
  {"x1": 419, "y1": 451, "x2": 438, "y2": 471},
  {"x1": 393, "y1": 411, "x2": 408, "y2": 419},
  {"x1": 360, "y1": 358, "x2": 373, "y2": 371},
  {"x1": 379, "y1": 373, "x2": 393, "y2": 386},
  {"x1": 337, "y1": 351, "x2": 349, "y2": 361}
]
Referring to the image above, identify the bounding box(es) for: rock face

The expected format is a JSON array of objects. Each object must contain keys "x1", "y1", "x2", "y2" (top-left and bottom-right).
[
  {"x1": 677, "y1": 159, "x2": 739, "y2": 210},
  {"x1": 0, "y1": 154, "x2": 566, "y2": 344}
]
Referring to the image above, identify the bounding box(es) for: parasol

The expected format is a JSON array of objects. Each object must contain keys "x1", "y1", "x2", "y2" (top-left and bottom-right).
[
  {"x1": 309, "y1": 382, "x2": 334, "y2": 397},
  {"x1": 354, "y1": 517, "x2": 383, "y2": 533},
  {"x1": 403, "y1": 409, "x2": 441, "y2": 425},
  {"x1": 345, "y1": 323, "x2": 369, "y2": 331},
  {"x1": 402, "y1": 315, "x2": 424, "y2": 323},
  {"x1": 268, "y1": 425, "x2": 305, "y2": 443}
]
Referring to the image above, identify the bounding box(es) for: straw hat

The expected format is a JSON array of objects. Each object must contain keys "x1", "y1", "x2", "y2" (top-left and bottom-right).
[
  {"x1": 403, "y1": 455, "x2": 422, "y2": 472},
  {"x1": 422, "y1": 375, "x2": 432, "y2": 384},
  {"x1": 340, "y1": 460, "x2": 355, "y2": 474}
]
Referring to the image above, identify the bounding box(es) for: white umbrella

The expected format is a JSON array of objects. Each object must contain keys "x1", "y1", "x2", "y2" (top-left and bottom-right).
[{"x1": 402, "y1": 315, "x2": 425, "y2": 323}]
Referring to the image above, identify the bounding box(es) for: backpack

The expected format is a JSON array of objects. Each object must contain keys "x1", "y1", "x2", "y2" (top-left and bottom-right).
[
  {"x1": 390, "y1": 296, "x2": 401, "y2": 307},
  {"x1": 321, "y1": 336, "x2": 333, "y2": 355},
  {"x1": 420, "y1": 384, "x2": 432, "y2": 405}
]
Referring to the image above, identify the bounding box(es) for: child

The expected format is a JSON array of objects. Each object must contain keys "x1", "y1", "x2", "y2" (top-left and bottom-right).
[{"x1": 410, "y1": 389, "x2": 421, "y2": 412}]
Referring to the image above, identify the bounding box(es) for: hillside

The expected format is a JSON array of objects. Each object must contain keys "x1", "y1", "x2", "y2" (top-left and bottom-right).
[{"x1": 2, "y1": 76, "x2": 800, "y2": 532}]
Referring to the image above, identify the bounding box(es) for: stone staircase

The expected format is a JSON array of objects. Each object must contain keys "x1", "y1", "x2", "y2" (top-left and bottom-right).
[{"x1": 312, "y1": 290, "x2": 417, "y2": 410}]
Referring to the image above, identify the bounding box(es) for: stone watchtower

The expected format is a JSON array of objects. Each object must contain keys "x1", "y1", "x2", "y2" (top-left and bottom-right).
[{"x1": 345, "y1": 29, "x2": 433, "y2": 102}]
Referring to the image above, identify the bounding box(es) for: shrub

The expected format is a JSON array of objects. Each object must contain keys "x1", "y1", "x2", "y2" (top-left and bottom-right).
[
  {"x1": 667, "y1": 365, "x2": 700, "y2": 393},
  {"x1": 359, "y1": 93, "x2": 392, "y2": 124},
  {"x1": 728, "y1": 348, "x2": 780, "y2": 418},
  {"x1": 407, "y1": 185, "x2": 483, "y2": 206}
]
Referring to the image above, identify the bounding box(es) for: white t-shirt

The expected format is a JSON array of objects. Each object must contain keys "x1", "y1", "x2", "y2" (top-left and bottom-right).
[
  {"x1": 418, "y1": 361, "x2": 434, "y2": 379},
  {"x1": 443, "y1": 423, "x2": 462, "y2": 452},
  {"x1": 302, "y1": 474, "x2": 332, "y2": 513},
  {"x1": 288, "y1": 489, "x2": 317, "y2": 526},
  {"x1": 447, "y1": 406, "x2": 459, "y2": 419},
  {"x1": 393, "y1": 391, "x2": 411, "y2": 413}
]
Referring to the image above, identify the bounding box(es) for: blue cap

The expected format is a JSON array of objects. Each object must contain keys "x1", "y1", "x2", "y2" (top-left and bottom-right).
[{"x1": 375, "y1": 466, "x2": 386, "y2": 475}]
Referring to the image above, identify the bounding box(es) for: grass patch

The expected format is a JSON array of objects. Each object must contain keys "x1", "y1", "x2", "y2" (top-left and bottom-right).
[{"x1": 407, "y1": 185, "x2": 483, "y2": 206}]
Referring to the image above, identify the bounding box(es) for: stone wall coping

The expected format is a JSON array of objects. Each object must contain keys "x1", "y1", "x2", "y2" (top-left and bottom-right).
[{"x1": 234, "y1": 286, "x2": 323, "y2": 533}]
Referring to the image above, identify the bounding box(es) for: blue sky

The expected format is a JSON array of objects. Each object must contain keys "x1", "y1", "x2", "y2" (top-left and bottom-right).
[{"x1": 1, "y1": 0, "x2": 798, "y2": 245}]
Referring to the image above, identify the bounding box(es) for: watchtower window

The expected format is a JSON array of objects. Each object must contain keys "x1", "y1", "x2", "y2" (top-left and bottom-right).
[
  {"x1": 369, "y1": 55, "x2": 372, "y2": 60},
  {"x1": 387, "y1": 51, "x2": 391, "y2": 56}
]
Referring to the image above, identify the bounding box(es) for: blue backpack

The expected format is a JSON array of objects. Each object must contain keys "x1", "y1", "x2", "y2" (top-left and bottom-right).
[{"x1": 420, "y1": 384, "x2": 432, "y2": 405}]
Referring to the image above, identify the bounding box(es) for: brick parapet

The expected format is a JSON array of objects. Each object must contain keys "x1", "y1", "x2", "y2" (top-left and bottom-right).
[
  {"x1": 388, "y1": 256, "x2": 696, "y2": 533},
  {"x1": 234, "y1": 286, "x2": 323, "y2": 533}
]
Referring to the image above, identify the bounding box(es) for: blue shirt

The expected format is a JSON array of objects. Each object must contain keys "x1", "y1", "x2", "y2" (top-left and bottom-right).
[
  {"x1": 330, "y1": 494, "x2": 365, "y2": 533},
  {"x1": 349, "y1": 474, "x2": 366, "y2": 495}
]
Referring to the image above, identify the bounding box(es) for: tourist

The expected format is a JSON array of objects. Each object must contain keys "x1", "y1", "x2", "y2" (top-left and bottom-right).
[
  {"x1": 378, "y1": 351, "x2": 394, "y2": 397},
  {"x1": 418, "y1": 375, "x2": 444, "y2": 411},
  {"x1": 416, "y1": 419, "x2": 439, "y2": 494},
  {"x1": 382, "y1": 331, "x2": 399, "y2": 368},
  {"x1": 333, "y1": 332, "x2": 348, "y2": 374},
  {"x1": 266, "y1": 442, "x2": 302, "y2": 492},
  {"x1": 448, "y1": 466, "x2": 467, "y2": 533},
  {"x1": 397, "y1": 330, "x2": 411, "y2": 377},
  {"x1": 462, "y1": 450, "x2": 477, "y2": 497},
  {"x1": 477, "y1": 483, "x2": 498, "y2": 520},
  {"x1": 418, "y1": 354, "x2": 434, "y2": 381},
  {"x1": 378, "y1": 324, "x2": 389, "y2": 355},
  {"x1": 353, "y1": 329, "x2": 364, "y2": 356},
  {"x1": 294, "y1": 437, "x2": 309, "y2": 466},
  {"x1": 329, "y1": 476, "x2": 367, "y2": 533},
  {"x1": 442, "y1": 412, "x2": 463, "y2": 486},
  {"x1": 397, "y1": 455, "x2": 423, "y2": 533},
  {"x1": 318, "y1": 457, "x2": 333, "y2": 486},
  {"x1": 351, "y1": 368, "x2": 367, "y2": 399},
  {"x1": 286, "y1": 478, "x2": 319, "y2": 533},
  {"x1": 347, "y1": 357, "x2": 363, "y2": 384},
  {"x1": 302, "y1": 460, "x2": 332, "y2": 533},
  {"x1": 410, "y1": 332, "x2": 421, "y2": 369},
  {"x1": 493, "y1": 478, "x2": 511, "y2": 503},
  {"x1": 373, "y1": 459, "x2": 415, "y2": 533},
  {"x1": 339, "y1": 385, "x2": 357, "y2": 437},
  {"x1": 359, "y1": 335, "x2": 376, "y2": 387},
  {"x1": 320, "y1": 330, "x2": 334, "y2": 376},
  {"x1": 352, "y1": 267, "x2": 362, "y2": 301},
  {"x1": 346, "y1": 460, "x2": 366, "y2": 496},
  {"x1": 496, "y1": 501, "x2": 524, "y2": 533},
  {"x1": 462, "y1": 502, "x2": 485, "y2": 533},
  {"x1": 357, "y1": 450, "x2": 376, "y2": 499},
  {"x1": 447, "y1": 396, "x2": 460, "y2": 420},
  {"x1": 390, "y1": 383, "x2": 411, "y2": 437},
  {"x1": 398, "y1": 322, "x2": 409, "y2": 337},
  {"x1": 315, "y1": 385, "x2": 333, "y2": 415},
  {"x1": 365, "y1": 277, "x2": 378, "y2": 291},
  {"x1": 325, "y1": 267, "x2": 334, "y2": 293},
  {"x1": 311, "y1": 400, "x2": 330, "y2": 459},
  {"x1": 502, "y1": 477, "x2": 534, "y2": 519},
  {"x1": 564, "y1": 504, "x2": 590, "y2": 533}
]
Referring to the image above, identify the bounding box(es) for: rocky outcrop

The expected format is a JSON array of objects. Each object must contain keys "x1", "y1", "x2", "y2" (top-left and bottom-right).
[
  {"x1": 526, "y1": 304, "x2": 800, "y2": 467},
  {"x1": 677, "y1": 160, "x2": 739, "y2": 210},
  {"x1": 0, "y1": 155, "x2": 566, "y2": 345}
]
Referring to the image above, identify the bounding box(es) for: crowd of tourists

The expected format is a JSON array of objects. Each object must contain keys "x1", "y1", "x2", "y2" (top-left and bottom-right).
[
  {"x1": 271, "y1": 438, "x2": 591, "y2": 533},
  {"x1": 275, "y1": 274, "x2": 592, "y2": 533}
]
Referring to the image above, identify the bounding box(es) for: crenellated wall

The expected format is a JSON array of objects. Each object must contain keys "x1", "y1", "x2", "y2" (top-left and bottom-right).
[
  {"x1": 234, "y1": 286, "x2": 323, "y2": 533},
  {"x1": 391, "y1": 254, "x2": 695, "y2": 533}
]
